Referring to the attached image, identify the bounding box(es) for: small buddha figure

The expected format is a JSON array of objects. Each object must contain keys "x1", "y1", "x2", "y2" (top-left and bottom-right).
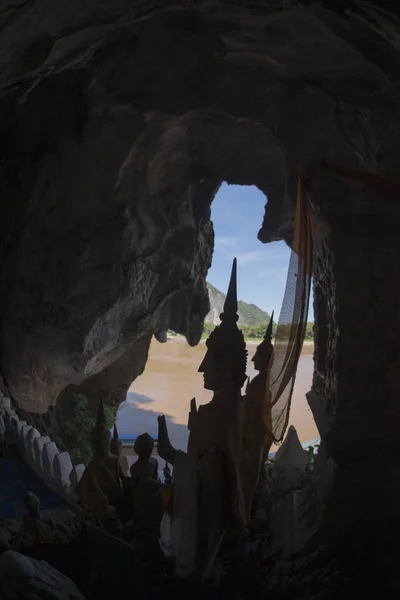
[
  {"x1": 128, "y1": 433, "x2": 165, "y2": 534},
  {"x1": 130, "y1": 433, "x2": 159, "y2": 483},
  {"x1": 110, "y1": 424, "x2": 129, "y2": 477},
  {"x1": 158, "y1": 258, "x2": 248, "y2": 579},
  {"x1": 15, "y1": 492, "x2": 71, "y2": 548},
  {"x1": 16, "y1": 492, "x2": 56, "y2": 547},
  {"x1": 241, "y1": 314, "x2": 275, "y2": 519},
  {"x1": 75, "y1": 400, "x2": 124, "y2": 534},
  {"x1": 163, "y1": 462, "x2": 172, "y2": 485}
]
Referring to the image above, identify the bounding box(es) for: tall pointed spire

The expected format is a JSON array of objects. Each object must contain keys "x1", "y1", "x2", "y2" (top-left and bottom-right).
[
  {"x1": 97, "y1": 399, "x2": 106, "y2": 426},
  {"x1": 265, "y1": 311, "x2": 274, "y2": 340},
  {"x1": 251, "y1": 310, "x2": 275, "y2": 373},
  {"x1": 90, "y1": 399, "x2": 111, "y2": 454},
  {"x1": 220, "y1": 258, "x2": 238, "y2": 324},
  {"x1": 110, "y1": 422, "x2": 120, "y2": 456},
  {"x1": 199, "y1": 257, "x2": 247, "y2": 389}
]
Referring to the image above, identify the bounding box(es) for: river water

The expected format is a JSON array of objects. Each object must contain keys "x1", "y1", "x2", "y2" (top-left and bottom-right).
[{"x1": 116, "y1": 338, "x2": 317, "y2": 453}]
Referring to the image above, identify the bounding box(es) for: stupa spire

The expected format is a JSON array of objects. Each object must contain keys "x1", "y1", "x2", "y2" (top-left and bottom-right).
[{"x1": 265, "y1": 311, "x2": 274, "y2": 340}]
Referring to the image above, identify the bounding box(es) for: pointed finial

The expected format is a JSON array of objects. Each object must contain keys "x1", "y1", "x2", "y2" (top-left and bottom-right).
[
  {"x1": 220, "y1": 258, "x2": 238, "y2": 323},
  {"x1": 113, "y1": 423, "x2": 119, "y2": 440},
  {"x1": 265, "y1": 311, "x2": 274, "y2": 340},
  {"x1": 200, "y1": 257, "x2": 247, "y2": 389},
  {"x1": 97, "y1": 399, "x2": 106, "y2": 426}
]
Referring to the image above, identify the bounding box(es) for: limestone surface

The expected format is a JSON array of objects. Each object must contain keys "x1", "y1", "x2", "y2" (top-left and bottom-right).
[{"x1": 0, "y1": 550, "x2": 86, "y2": 599}]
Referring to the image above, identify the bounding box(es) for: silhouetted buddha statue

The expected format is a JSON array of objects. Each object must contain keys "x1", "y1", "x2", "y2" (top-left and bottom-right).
[
  {"x1": 16, "y1": 492, "x2": 71, "y2": 548},
  {"x1": 76, "y1": 400, "x2": 124, "y2": 532},
  {"x1": 163, "y1": 462, "x2": 172, "y2": 485},
  {"x1": 110, "y1": 424, "x2": 129, "y2": 477},
  {"x1": 158, "y1": 258, "x2": 248, "y2": 579},
  {"x1": 128, "y1": 433, "x2": 164, "y2": 534},
  {"x1": 16, "y1": 492, "x2": 56, "y2": 547},
  {"x1": 191, "y1": 258, "x2": 248, "y2": 572},
  {"x1": 130, "y1": 433, "x2": 159, "y2": 483},
  {"x1": 242, "y1": 314, "x2": 275, "y2": 518}
]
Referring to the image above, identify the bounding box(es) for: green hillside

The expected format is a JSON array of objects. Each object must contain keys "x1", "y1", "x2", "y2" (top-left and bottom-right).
[
  {"x1": 168, "y1": 282, "x2": 314, "y2": 342},
  {"x1": 206, "y1": 281, "x2": 270, "y2": 325},
  {"x1": 204, "y1": 281, "x2": 273, "y2": 339},
  {"x1": 204, "y1": 281, "x2": 314, "y2": 341},
  {"x1": 237, "y1": 300, "x2": 270, "y2": 326}
]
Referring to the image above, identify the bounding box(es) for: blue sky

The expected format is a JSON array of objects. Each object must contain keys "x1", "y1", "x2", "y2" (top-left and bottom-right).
[{"x1": 207, "y1": 183, "x2": 314, "y2": 321}]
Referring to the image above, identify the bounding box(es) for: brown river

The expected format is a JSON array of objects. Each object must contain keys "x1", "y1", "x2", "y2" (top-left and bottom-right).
[{"x1": 116, "y1": 338, "x2": 318, "y2": 453}]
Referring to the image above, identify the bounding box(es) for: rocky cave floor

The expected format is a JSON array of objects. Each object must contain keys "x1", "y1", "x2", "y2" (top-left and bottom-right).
[
  {"x1": 1, "y1": 465, "x2": 399, "y2": 599},
  {"x1": 39, "y1": 521, "x2": 397, "y2": 600}
]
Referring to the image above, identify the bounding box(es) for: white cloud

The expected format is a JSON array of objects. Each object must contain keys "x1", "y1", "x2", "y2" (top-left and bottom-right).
[
  {"x1": 236, "y1": 241, "x2": 287, "y2": 265},
  {"x1": 236, "y1": 251, "x2": 265, "y2": 265},
  {"x1": 257, "y1": 265, "x2": 287, "y2": 283},
  {"x1": 214, "y1": 236, "x2": 241, "y2": 248}
]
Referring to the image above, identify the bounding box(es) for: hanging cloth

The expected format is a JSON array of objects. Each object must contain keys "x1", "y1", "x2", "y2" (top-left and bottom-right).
[
  {"x1": 265, "y1": 173, "x2": 314, "y2": 443},
  {"x1": 264, "y1": 160, "x2": 400, "y2": 443}
]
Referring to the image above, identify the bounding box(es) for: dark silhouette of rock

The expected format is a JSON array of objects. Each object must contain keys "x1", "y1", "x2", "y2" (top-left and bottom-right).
[{"x1": 0, "y1": 550, "x2": 86, "y2": 599}]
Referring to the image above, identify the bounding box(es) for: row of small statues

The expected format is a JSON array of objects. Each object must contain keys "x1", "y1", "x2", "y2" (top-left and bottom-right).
[
  {"x1": 75, "y1": 407, "x2": 172, "y2": 540},
  {"x1": 77, "y1": 258, "x2": 275, "y2": 580}
]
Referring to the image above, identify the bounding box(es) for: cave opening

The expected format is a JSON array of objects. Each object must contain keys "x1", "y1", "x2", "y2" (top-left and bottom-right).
[{"x1": 116, "y1": 183, "x2": 317, "y2": 465}]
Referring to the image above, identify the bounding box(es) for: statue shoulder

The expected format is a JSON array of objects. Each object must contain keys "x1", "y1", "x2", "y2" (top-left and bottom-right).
[{"x1": 246, "y1": 374, "x2": 265, "y2": 397}]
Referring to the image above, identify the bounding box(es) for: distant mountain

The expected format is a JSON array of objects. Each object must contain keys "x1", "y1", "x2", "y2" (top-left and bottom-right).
[{"x1": 206, "y1": 282, "x2": 271, "y2": 326}]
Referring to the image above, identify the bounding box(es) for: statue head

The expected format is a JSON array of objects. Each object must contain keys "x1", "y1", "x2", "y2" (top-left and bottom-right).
[
  {"x1": 22, "y1": 491, "x2": 41, "y2": 519},
  {"x1": 199, "y1": 258, "x2": 247, "y2": 391},
  {"x1": 134, "y1": 433, "x2": 154, "y2": 462},
  {"x1": 90, "y1": 400, "x2": 112, "y2": 456},
  {"x1": 252, "y1": 312, "x2": 274, "y2": 373},
  {"x1": 110, "y1": 424, "x2": 122, "y2": 457}
]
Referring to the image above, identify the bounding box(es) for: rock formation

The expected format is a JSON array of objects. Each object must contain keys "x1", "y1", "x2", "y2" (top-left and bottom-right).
[
  {"x1": 1, "y1": 0, "x2": 399, "y2": 418},
  {"x1": 0, "y1": 550, "x2": 86, "y2": 600}
]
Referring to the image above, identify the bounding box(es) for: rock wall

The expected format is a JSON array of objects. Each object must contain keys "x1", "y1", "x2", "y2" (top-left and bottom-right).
[
  {"x1": 309, "y1": 165, "x2": 400, "y2": 531},
  {"x1": 1, "y1": 0, "x2": 400, "y2": 417},
  {"x1": 0, "y1": 550, "x2": 86, "y2": 600}
]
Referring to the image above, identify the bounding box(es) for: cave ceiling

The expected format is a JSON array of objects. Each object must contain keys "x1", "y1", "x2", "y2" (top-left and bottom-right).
[{"x1": 0, "y1": 0, "x2": 399, "y2": 412}]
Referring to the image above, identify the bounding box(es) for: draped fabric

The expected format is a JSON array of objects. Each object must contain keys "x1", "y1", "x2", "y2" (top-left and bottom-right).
[
  {"x1": 264, "y1": 160, "x2": 400, "y2": 444},
  {"x1": 325, "y1": 161, "x2": 400, "y2": 197},
  {"x1": 266, "y1": 174, "x2": 314, "y2": 443}
]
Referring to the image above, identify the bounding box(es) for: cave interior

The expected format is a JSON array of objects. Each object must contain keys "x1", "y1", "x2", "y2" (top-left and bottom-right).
[{"x1": 0, "y1": 0, "x2": 400, "y2": 598}]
